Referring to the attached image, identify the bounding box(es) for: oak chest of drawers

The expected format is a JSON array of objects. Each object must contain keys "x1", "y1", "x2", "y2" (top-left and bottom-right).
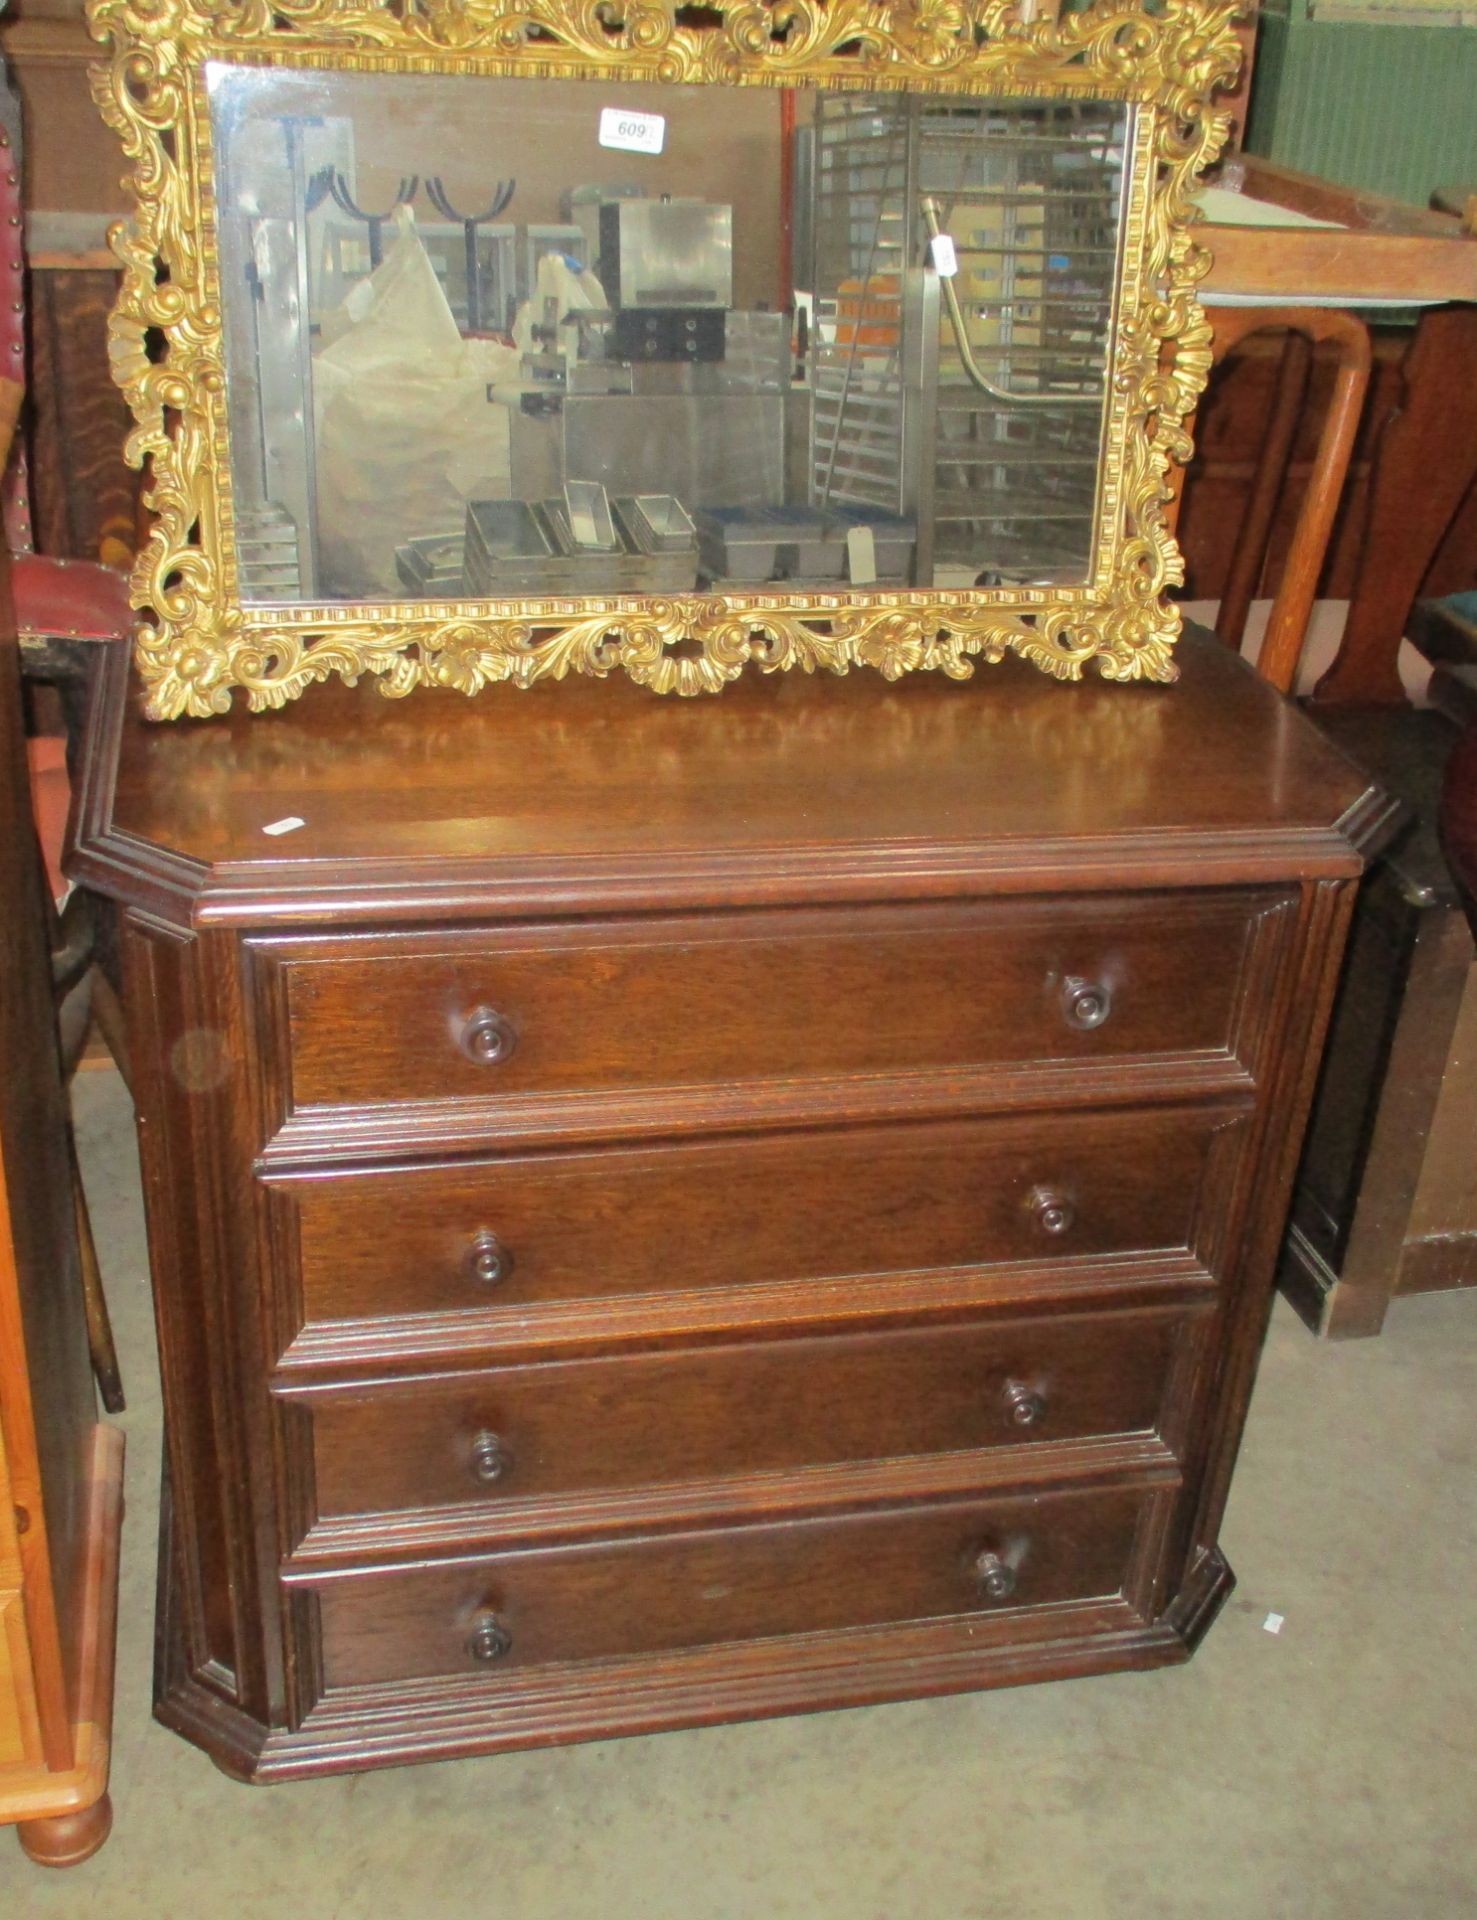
[{"x1": 71, "y1": 633, "x2": 1386, "y2": 1781}]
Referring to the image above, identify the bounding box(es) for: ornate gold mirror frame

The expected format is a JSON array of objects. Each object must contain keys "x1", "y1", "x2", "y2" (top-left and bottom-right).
[{"x1": 87, "y1": 0, "x2": 1241, "y2": 717}]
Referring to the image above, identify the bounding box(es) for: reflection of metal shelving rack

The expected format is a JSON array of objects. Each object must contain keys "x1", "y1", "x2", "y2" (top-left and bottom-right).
[{"x1": 809, "y1": 96, "x2": 1127, "y2": 586}]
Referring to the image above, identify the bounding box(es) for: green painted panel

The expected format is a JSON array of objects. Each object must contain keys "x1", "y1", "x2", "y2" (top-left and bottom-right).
[{"x1": 1247, "y1": 17, "x2": 1477, "y2": 210}]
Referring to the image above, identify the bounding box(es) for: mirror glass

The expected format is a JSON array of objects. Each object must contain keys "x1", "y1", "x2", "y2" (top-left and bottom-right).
[{"x1": 207, "y1": 66, "x2": 1130, "y2": 607}]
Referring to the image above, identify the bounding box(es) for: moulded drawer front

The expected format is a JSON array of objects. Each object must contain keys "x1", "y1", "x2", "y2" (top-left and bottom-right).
[
  {"x1": 313, "y1": 1482, "x2": 1157, "y2": 1688},
  {"x1": 296, "y1": 1305, "x2": 1203, "y2": 1531},
  {"x1": 259, "y1": 892, "x2": 1287, "y2": 1118},
  {"x1": 280, "y1": 1105, "x2": 1243, "y2": 1338}
]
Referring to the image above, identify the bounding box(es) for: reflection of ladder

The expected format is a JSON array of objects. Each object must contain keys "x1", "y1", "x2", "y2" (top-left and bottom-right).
[
  {"x1": 810, "y1": 99, "x2": 909, "y2": 513},
  {"x1": 921, "y1": 105, "x2": 1122, "y2": 582},
  {"x1": 807, "y1": 97, "x2": 1125, "y2": 585}
]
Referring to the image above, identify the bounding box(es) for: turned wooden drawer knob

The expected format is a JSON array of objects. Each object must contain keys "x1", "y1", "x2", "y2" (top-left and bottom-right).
[
  {"x1": 465, "y1": 1230, "x2": 511, "y2": 1288},
  {"x1": 1027, "y1": 1186, "x2": 1075, "y2": 1237},
  {"x1": 1061, "y1": 975, "x2": 1112, "y2": 1031},
  {"x1": 1002, "y1": 1379, "x2": 1047, "y2": 1428},
  {"x1": 974, "y1": 1550, "x2": 1019, "y2": 1603},
  {"x1": 459, "y1": 1005, "x2": 518, "y2": 1065},
  {"x1": 467, "y1": 1611, "x2": 512, "y2": 1662},
  {"x1": 469, "y1": 1430, "x2": 510, "y2": 1485}
]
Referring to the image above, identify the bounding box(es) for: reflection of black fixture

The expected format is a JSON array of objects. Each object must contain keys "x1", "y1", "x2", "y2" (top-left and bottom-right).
[
  {"x1": 610, "y1": 309, "x2": 725, "y2": 364},
  {"x1": 597, "y1": 197, "x2": 731, "y2": 364},
  {"x1": 327, "y1": 171, "x2": 419, "y2": 268},
  {"x1": 426, "y1": 176, "x2": 516, "y2": 332},
  {"x1": 305, "y1": 164, "x2": 335, "y2": 215}
]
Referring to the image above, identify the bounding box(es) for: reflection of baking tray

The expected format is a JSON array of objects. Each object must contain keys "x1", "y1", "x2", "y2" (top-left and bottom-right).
[
  {"x1": 464, "y1": 498, "x2": 572, "y2": 595},
  {"x1": 562, "y1": 480, "x2": 619, "y2": 551},
  {"x1": 764, "y1": 505, "x2": 845, "y2": 580},
  {"x1": 544, "y1": 502, "x2": 625, "y2": 590},
  {"x1": 695, "y1": 507, "x2": 780, "y2": 584},
  {"x1": 610, "y1": 499, "x2": 698, "y2": 592},
  {"x1": 622, "y1": 493, "x2": 697, "y2": 555},
  {"x1": 828, "y1": 506, "x2": 916, "y2": 582},
  {"x1": 463, "y1": 494, "x2": 700, "y2": 597},
  {"x1": 466, "y1": 498, "x2": 554, "y2": 560},
  {"x1": 394, "y1": 532, "x2": 467, "y2": 595},
  {"x1": 697, "y1": 506, "x2": 848, "y2": 585}
]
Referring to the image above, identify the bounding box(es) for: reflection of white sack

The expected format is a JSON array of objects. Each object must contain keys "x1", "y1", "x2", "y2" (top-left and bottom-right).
[
  {"x1": 314, "y1": 209, "x2": 518, "y2": 596},
  {"x1": 512, "y1": 252, "x2": 606, "y2": 372}
]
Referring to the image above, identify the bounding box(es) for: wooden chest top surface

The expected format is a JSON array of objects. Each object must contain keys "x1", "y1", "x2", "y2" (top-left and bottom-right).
[{"x1": 72, "y1": 634, "x2": 1385, "y2": 927}]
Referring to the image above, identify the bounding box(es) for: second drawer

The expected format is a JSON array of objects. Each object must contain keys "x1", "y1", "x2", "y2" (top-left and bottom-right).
[
  {"x1": 287, "y1": 1302, "x2": 1207, "y2": 1536},
  {"x1": 273, "y1": 1104, "x2": 1246, "y2": 1344}
]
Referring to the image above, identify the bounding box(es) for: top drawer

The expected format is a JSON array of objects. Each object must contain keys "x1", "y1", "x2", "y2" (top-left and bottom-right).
[{"x1": 252, "y1": 891, "x2": 1290, "y2": 1133}]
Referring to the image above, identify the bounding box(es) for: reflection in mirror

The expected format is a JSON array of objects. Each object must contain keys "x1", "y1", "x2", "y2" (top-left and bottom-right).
[{"x1": 207, "y1": 68, "x2": 1129, "y2": 608}]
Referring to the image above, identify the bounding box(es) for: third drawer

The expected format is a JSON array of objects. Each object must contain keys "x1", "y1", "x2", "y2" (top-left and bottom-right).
[{"x1": 284, "y1": 1301, "x2": 1209, "y2": 1540}]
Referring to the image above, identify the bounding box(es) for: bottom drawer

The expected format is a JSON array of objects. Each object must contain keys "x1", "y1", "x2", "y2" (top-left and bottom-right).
[{"x1": 311, "y1": 1481, "x2": 1162, "y2": 1689}]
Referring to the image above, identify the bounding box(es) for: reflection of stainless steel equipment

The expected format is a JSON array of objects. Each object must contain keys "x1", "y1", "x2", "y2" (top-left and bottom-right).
[
  {"x1": 519, "y1": 224, "x2": 586, "y2": 301},
  {"x1": 695, "y1": 504, "x2": 914, "y2": 588},
  {"x1": 829, "y1": 505, "x2": 917, "y2": 582},
  {"x1": 597, "y1": 197, "x2": 733, "y2": 365},
  {"x1": 425, "y1": 176, "x2": 516, "y2": 332},
  {"x1": 235, "y1": 503, "x2": 304, "y2": 600},
  {"x1": 463, "y1": 497, "x2": 560, "y2": 595},
  {"x1": 415, "y1": 220, "x2": 516, "y2": 332},
  {"x1": 561, "y1": 183, "x2": 644, "y2": 275},
  {"x1": 562, "y1": 479, "x2": 618, "y2": 550},
  {"x1": 696, "y1": 507, "x2": 846, "y2": 585},
  {"x1": 598, "y1": 198, "x2": 733, "y2": 309},
  {"x1": 610, "y1": 309, "x2": 725, "y2": 363},
  {"x1": 393, "y1": 531, "x2": 466, "y2": 594},
  {"x1": 519, "y1": 295, "x2": 569, "y2": 401},
  {"x1": 807, "y1": 96, "x2": 1127, "y2": 586},
  {"x1": 464, "y1": 492, "x2": 698, "y2": 594},
  {"x1": 215, "y1": 113, "x2": 330, "y2": 597},
  {"x1": 621, "y1": 493, "x2": 697, "y2": 553}
]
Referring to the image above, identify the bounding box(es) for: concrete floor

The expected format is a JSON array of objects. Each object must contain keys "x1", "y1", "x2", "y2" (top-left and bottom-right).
[{"x1": 10, "y1": 1065, "x2": 1477, "y2": 1918}]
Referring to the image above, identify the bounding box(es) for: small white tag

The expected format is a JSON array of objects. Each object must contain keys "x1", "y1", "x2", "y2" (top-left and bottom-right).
[
  {"x1": 1262, "y1": 1611, "x2": 1285, "y2": 1635},
  {"x1": 262, "y1": 816, "x2": 305, "y2": 837},
  {"x1": 846, "y1": 524, "x2": 877, "y2": 586},
  {"x1": 929, "y1": 232, "x2": 958, "y2": 278},
  {"x1": 599, "y1": 107, "x2": 666, "y2": 156}
]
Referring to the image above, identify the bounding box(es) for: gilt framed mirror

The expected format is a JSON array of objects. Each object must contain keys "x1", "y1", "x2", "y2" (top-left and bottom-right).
[{"x1": 86, "y1": 0, "x2": 1241, "y2": 716}]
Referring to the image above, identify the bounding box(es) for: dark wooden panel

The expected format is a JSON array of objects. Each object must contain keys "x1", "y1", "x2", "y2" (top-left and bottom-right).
[
  {"x1": 280, "y1": 1105, "x2": 1241, "y2": 1340},
  {"x1": 296, "y1": 1306, "x2": 1201, "y2": 1530},
  {"x1": 266, "y1": 892, "x2": 1278, "y2": 1115},
  {"x1": 314, "y1": 1482, "x2": 1157, "y2": 1688}
]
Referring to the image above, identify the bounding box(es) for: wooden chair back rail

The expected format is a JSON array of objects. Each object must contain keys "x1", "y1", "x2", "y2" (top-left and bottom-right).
[{"x1": 1208, "y1": 307, "x2": 1373, "y2": 697}]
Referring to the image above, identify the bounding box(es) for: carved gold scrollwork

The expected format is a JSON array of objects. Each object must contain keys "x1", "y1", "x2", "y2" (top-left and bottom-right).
[{"x1": 85, "y1": 0, "x2": 1243, "y2": 717}]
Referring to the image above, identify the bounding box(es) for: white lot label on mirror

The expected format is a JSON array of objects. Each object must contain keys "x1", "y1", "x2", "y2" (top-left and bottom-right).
[
  {"x1": 599, "y1": 107, "x2": 666, "y2": 155},
  {"x1": 928, "y1": 233, "x2": 959, "y2": 277}
]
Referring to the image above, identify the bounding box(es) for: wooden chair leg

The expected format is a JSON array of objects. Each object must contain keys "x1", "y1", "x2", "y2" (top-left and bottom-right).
[
  {"x1": 70, "y1": 1142, "x2": 124, "y2": 1416},
  {"x1": 1207, "y1": 306, "x2": 1372, "y2": 695},
  {"x1": 1217, "y1": 329, "x2": 1312, "y2": 655}
]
